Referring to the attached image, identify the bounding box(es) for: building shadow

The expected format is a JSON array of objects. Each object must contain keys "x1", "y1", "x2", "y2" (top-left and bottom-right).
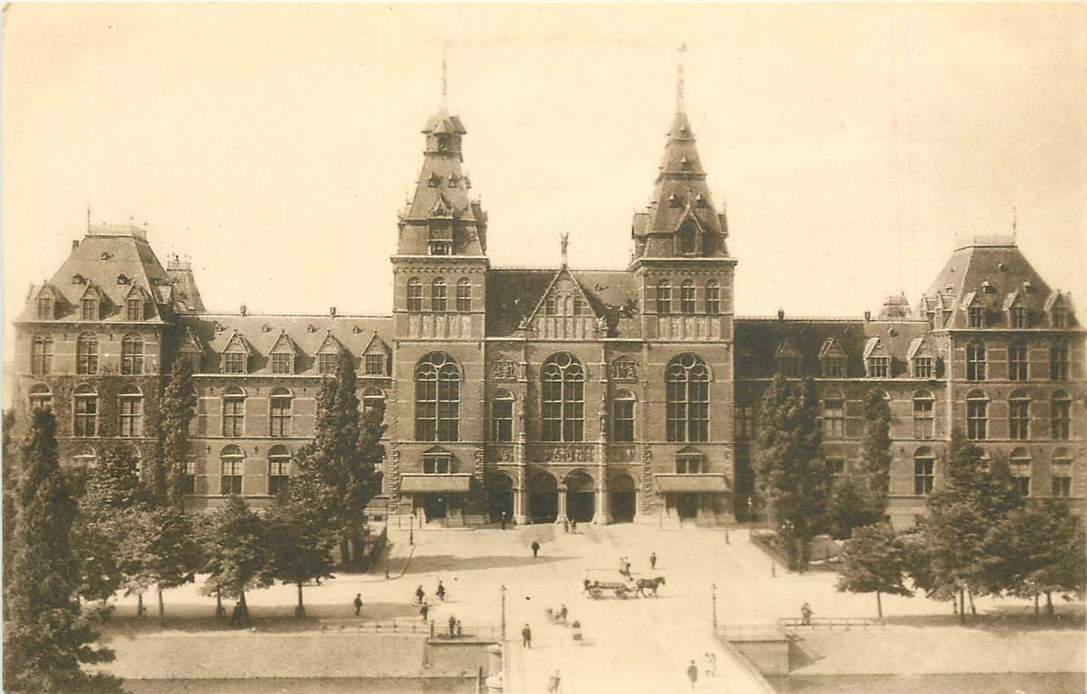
[{"x1": 401, "y1": 554, "x2": 576, "y2": 575}]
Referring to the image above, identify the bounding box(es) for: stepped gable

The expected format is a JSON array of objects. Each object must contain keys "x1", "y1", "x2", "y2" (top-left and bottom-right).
[
  {"x1": 735, "y1": 317, "x2": 928, "y2": 379},
  {"x1": 486, "y1": 267, "x2": 641, "y2": 338},
  {"x1": 183, "y1": 313, "x2": 393, "y2": 375},
  {"x1": 20, "y1": 224, "x2": 176, "y2": 323},
  {"x1": 921, "y1": 235, "x2": 1072, "y2": 329}
]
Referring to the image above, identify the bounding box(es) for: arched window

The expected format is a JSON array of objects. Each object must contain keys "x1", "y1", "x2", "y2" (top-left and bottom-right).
[
  {"x1": 118, "y1": 384, "x2": 143, "y2": 438},
  {"x1": 222, "y1": 387, "x2": 246, "y2": 437},
  {"x1": 657, "y1": 281, "x2": 672, "y2": 315},
  {"x1": 407, "y1": 278, "x2": 423, "y2": 312},
  {"x1": 966, "y1": 389, "x2": 988, "y2": 441},
  {"x1": 680, "y1": 281, "x2": 696, "y2": 315},
  {"x1": 491, "y1": 389, "x2": 514, "y2": 442},
  {"x1": 823, "y1": 393, "x2": 845, "y2": 439},
  {"x1": 1050, "y1": 341, "x2": 1069, "y2": 381},
  {"x1": 28, "y1": 383, "x2": 52, "y2": 412},
  {"x1": 73, "y1": 384, "x2": 98, "y2": 437},
  {"x1": 1008, "y1": 341, "x2": 1028, "y2": 382},
  {"x1": 220, "y1": 444, "x2": 244, "y2": 495},
  {"x1": 362, "y1": 387, "x2": 386, "y2": 417},
  {"x1": 1052, "y1": 389, "x2": 1071, "y2": 440},
  {"x1": 1008, "y1": 389, "x2": 1030, "y2": 441},
  {"x1": 415, "y1": 352, "x2": 460, "y2": 441},
  {"x1": 612, "y1": 389, "x2": 636, "y2": 443},
  {"x1": 912, "y1": 390, "x2": 935, "y2": 440},
  {"x1": 268, "y1": 445, "x2": 291, "y2": 495},
  {"x1": 431, "y1": 278, "x2": 447, "y2": 312},
  {"x1": 541, "y1": 353, "x2": 585, "y2": 442},
  {"x1": 705, "y1": 281, "x2": 720, "y2": 315},
  {"x1": 456, "y1": 278, "x2": 472, "y2": 312},
  {"x1": 675, "y1": 447, "x2": 705, "y2": 474},
  {"x1": 1052, "y1": 448, "x2": 1073, "y2": 497},
  {"x1": 666, "y1": 354, "x2": 710, "y2": 442},
  {"x1": 76, "y1": 333, "x2": 98, "y2": 375},
  {"x1": 31, "y1": 335, "x2": 53, "y2": 375},
  {"x1": 121, "y1": 334, "x2": 144, "y2": 375},
  {"x1": 966, "y1": 342, "x2": 986, "y2": 381},
  {"x1": 914, "y1": 447, "x2": 936, "y2": 495},
  {"x1": 269, "y1": 387, "x2": 293, "y2": 438},
  {"x1": 1009, "y1": 447, "x2": 1032, "y2": 496}
]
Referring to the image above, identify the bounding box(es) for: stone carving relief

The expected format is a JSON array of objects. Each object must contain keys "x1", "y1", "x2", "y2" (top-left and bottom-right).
[
  {"x1": 532, "y1": 446, "x2": 594, "y2": 463},
  {"x1": 493, "y1": 446, "x2": 515, "y2": 462},
  {"x1": 493, "y1": 360, "x2": 517, "y2": 380},
  {"x1": 610, "y1": 358, "x2": 639, "y2": 380}
]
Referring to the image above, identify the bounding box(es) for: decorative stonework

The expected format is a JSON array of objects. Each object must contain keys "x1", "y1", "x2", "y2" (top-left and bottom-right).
[
  {"x1": 609, "y1": 446, "x2": 636, "y2": 462},
  {"x1": 640, "y1": 446, "x2": 654, "y2": 513},
  {"x1": 493, "y1": 360, "x2": 517, "y2": 380},
  {"x1": 492, "y1": 446, "x2": 515, "y2": 462},
  {"x1": 610, "y1": 358, "x2": 639, "y2": 380},
  {"x1": 529, "y1": 445, "x2": 594, "y2": 463}
]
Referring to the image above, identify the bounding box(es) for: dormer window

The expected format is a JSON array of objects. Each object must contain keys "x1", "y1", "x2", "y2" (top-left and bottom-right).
[
  {"x1": 436, "y1": 135, "x2": 449, "y2": 152},
  {"x1": 365, "y1": 354, "x2": 385, "y2": 376},
  {"x1": 1010, "y1": 306, "x2": 1027, "y2": 329},
  {"x1": 429, "y1": 241, "x2": 452, "y2": 256},
  {"x1": 695, "y1": 193, "x2": 707, "y2": 208},
  {"x1": 428, "y1": 174, "x2": 442, "y2": 188},
  {"x1": 680, "y1": 156, "x2": 691, "y2": 171},
  {"x1": 36, "y1": 296, "x2": 53, "y2": 320},
  {"x1": 317, "y1": 351, "x2": 339, "y2": 375},
  {"x1": 912, "y1": 356, "x2": 934, "y2": 379},
  {"x1": 271, "y1": 351, "x2": 294, "y2": 375},
  {"x1": 867, "y1": 356, "x2": 890, "y2": 378},
  {"x1": 668, "y1": 193, "x2": 682, "y2": 209},
  {"x1": 126, "y1": 297, "x2": 143, "y2": 321},
  {"x1": 822, "y1": 357, "x2": 845, "y2": 378},
  {"x1": 81, "y1": 296, "x2": 99, "y2": 321},
  {"x1": 778, "y1": 355, "x2": 801, "y2": 378},
  {"x1": 677, "y1": 224, "x2": 697, "y2": 255},
  {"x1": 223, "y1": 347, "x2": 247, "y2": 375},
  {"x1": 967, "y1": 306, "x2": 985, "y2": 328},
  {"x1": 1052, "y1": 307, "x2": 1068, "y2": 328}
]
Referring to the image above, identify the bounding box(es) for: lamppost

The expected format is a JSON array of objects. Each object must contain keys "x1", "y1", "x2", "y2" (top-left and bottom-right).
[
  {"x1": 500, "y1": 585, "x2": 507, "y2": 640},
  {"x1": 711, "y1": 583, "x2": 718, "y2": 631},
  {"x1": 409, "y1": 511, "x2": 415, "y2": 546}
]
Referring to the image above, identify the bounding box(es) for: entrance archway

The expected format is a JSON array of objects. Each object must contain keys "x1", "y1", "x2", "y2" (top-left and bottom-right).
[
  {"x1": 488, "y1": 474, "x2": 514, "y2": 522},
  {"x1": 528, "y1": 473, "x2": 558, "y2": 523},
  {"x1": 565, "y1": 471, "x2": 595, "y2": 523},
  {"x1": 609, "y1": 473, "x2": 636, "y2": 523},
  {"x1": 676, "y1": 493, "x2": 699, "y2": 521},
  {"x1": 422, "y1": 493, "x2": 448, "y2": 521}
]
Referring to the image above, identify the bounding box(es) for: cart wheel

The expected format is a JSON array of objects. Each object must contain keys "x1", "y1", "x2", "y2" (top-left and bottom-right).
[{"x1": 616, "y1": 587, "x2": 629, "y2": 599}]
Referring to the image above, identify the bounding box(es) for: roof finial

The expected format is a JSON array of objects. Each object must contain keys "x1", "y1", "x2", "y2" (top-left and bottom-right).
[
  {"x1": 1012, "y1": 205, "x2": 1018, "y2": 239},
  {"x1": 86, "y1": 202, "x2": 91, "y2": 231},
  {"x1": 560, "y1": 232, "x2": 570, "y2": 268},
  {"x1": 676, "y1": 43, "x2": 687, "y2": 113},
  {"x1": 441, "y1": 50, "x2": 448, "y2": 109}
]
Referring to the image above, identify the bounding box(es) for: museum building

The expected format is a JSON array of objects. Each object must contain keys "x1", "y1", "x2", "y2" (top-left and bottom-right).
[{"x1": 11, "y1": 81, "x2": 1086, "y2": 529}]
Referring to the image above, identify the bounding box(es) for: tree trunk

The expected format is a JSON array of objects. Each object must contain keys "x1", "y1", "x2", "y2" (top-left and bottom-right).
[
  {"x1": 339, "y1": 534, "x2": 351, "y2": 566},
  {"x1": 968, "y1": 588, "x2": 976, "y2": 616},
  {"x1": 295, "y1": 582, "x2": 306, "y2": 617},
  {"x1": 1045, "y1": 591, "x2": 1055, "y2": 620},
  {"x1": 216, "y1": 587, "x2": 224, "y2": 618},
  {"x1": 876, "y1": 591, "x2": 883, "y2": 621},
  {"x1": 158, "y1": 586, "x2": 165, "y2": 627},
  {"x1": 1034, "y1": 593, "x2": 1040, "y2": 616},
  {"x1": 239, "y1": 590, "x2": 249, "y2": 626},
  {"x1": 958, "y1": 588, "x2": 965, "y2": 624},
  {"x1": 137, "y1": 593, "x2": 145, "y2": 617}
]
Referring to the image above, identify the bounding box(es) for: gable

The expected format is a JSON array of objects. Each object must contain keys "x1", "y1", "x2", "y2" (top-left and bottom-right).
[
  {"x1": 269, "y1": 331, "x2": 300, "y2": 355},
  {"x1": 863, "y1": 337, "x2": 890, "y2": 360},
  {"x1": 315, "y1": 331, "x2": 344, "y2": 355},
  {"x1": 222, "y1": 331, "x2": 251, "y2": 354},
  {"x1": 818, "y1": 338, "x2": 846, "y2": 360}
]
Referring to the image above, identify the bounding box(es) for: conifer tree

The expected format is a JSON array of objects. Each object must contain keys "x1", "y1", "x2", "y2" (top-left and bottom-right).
[
  {"x1": 3, "y1": 410, "x2": 122, "y2": 692},
  {"x1": 837, "y1": 523, "x2": 913, "y2": 620},
  {"x1": 158, "y1": 359, "x2": 196, "y2": 509},
  {"x1": 859, "y1": 387, "x2": 893, "y2": 515},
  {"x1": 200, "y1": 495, "x2": 272, "y2": 625},
  {"x1": 3, "y1": 410, "x2": 18, "y2": 614}
]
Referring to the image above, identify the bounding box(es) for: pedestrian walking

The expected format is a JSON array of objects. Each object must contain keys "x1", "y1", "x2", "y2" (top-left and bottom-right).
[
  {"x1": 436, "y1": 580, "x2": 446, "y2": 601},
  {"x1": 501, "y1": 511, "x2": 508, "y2": 530},
  {"x1": 420, "y1": 601, "x2": 429, "y2": 621},
  {"x1": 704, "y1": 652, "x2": 717, "y2": 677},
  {"x1": 415, "y1": 585, "x2": 425, "y2": 604},
  {"x1": 570, "y1": 519, "x2": 577, "y2": 533},
  {"x1": 686, "y1": 660, "x2": 699, "y2": 689},
  {"x1": 547, "y1": 669, "x2": 562, "y2": 694},
  {"x1": 455, "y1": 619, "x2": 463, "y2": 637},
  {"x1": 521, "y1": 623, "x2": 532, "y2": 648},
  {"x1": 448, "y1": 615, "x2": 457, "y2": 637},
  {"x1": 353, "y1": 593, "x2": 363, "y2": 616},
  {"x1": 563, "y1": 518, "x2": 569, "y2": 533},
  {"x1": 531, "y1": 541, "x2": 540, "y2": 558},
  {"x1": 801, "y1": 602, "x2": 813, "y2": 626},
  {"x1": 650, "y1": 552, "x2": 657, "y2": 570},
  {"x1": 559, "y1": 603, "x2": 568, "y2": 625}
]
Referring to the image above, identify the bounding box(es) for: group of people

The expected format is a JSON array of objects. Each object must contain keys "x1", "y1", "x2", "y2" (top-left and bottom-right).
[
  {"x1": 413, "y1": 580, "x2": 450, "y2": 621},
  {"x1": 561, "y1": 518, "x2": 578, "y2": 533},
  {"x1": 685, "y1": 653, "x2": 718, "y2": 688}
]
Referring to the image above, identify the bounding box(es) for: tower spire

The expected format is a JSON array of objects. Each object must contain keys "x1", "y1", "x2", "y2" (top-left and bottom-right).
[
  {"x1": 676, "y1": 43, "x2": 687, "y2": 113},
  {"x1": 441, "y1": 52, "x2": 448, "y2": 109}
]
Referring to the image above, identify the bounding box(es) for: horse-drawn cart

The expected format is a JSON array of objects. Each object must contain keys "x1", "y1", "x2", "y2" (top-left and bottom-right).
[{"x1": 583, "y1": 570, "x2": 636, "y2": 599}]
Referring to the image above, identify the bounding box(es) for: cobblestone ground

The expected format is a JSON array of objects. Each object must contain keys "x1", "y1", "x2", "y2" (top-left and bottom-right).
[{"x1": 106, "y1": 524, "x2": 1071, "y2": 694}]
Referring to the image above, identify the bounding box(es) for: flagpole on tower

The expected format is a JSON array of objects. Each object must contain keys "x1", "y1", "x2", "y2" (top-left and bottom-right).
[{"x1": 676, "y1": 43, "x2": 687, "y2": 113}]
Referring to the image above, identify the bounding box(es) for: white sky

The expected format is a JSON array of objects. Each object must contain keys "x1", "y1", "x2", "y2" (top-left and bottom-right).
[{"x1": 4, "y1": 4, "x2": 1085, "y2": 359}]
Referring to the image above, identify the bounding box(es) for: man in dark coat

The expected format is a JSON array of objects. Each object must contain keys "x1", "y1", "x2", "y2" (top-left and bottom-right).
[
  {"x1": 353, "y1": 594, "x2": 363, "y2": 616},
  {"x1": 686, "y1": 660, "x2": 699, "y2": 689},
  {"x1": 521, "y1": 623, "x2": 532, "y2": 648},
  {"x1": 531, "y1": 541, "x2": 540, "y2": 558}
]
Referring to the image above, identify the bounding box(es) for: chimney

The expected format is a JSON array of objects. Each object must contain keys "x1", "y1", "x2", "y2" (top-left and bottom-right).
[
  {"x1": 776, "y1": 308, "x2": 785, "y2": 321},
  {"x1": 864, "y1": 310, "x2": 871, "y2": 322},
  {"x1": 72, "y1": 239, "x2": 80, "y2": 250},
  {"x1": 240, "y1": 304, "x2": 247, "y2": 317},
  {"x1": 329, "y1": 306, "x2": 337, "y2": 317}
]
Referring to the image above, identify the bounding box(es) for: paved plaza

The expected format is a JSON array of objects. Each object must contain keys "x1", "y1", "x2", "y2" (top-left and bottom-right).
[{"x1": 105, "y1": 523, "x2": 1076, "y2": 693}]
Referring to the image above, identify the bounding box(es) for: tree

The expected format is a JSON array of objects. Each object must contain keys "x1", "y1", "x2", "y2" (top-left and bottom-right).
[
  {"x1": 986, "y1": 500, "x2": 1086, "y2": 619},
  {"x1": 157, "y1": 359, "x2": 197, "y2": 509},
  {"x1": 3, "y1": 409, "x2": 122, "y2": 692},
  {"x1": 826, "y1": 472, "x2": 881, "y2": 540},
  {"x1": 3, "y1": 410, "x2": 19, "y2": 615},
  {"x1": 119, "y1": 507, "x2": 200, "y2": 626},
  {"x1": 200, "y1": 495, "x2": 273, "y2": 625},
  {"x1": 858, "y1": 388, "x2": 893, "y2": 516},
  {"x1": 292, "y1": 350, "x2": 381, "y2": 563},
  {"x1": 266, "y1": 492, "x2": 336, "y2": 617},
  {"x1": 754, "y1": 375, "x2": 830, "y2": 570},
  {"x1": 837, "y1": 523, "x2": 913, "y2": 620}
]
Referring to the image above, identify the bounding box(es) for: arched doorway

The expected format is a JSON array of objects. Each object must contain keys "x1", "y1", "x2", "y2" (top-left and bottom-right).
[
  {"x1": 488, "y1": 474, "x2": 514, "y2": 522},
  {"x1": 609, "y1": 473, "x2": 636, "y2": 523},
  {"x1": 565, "y1": 471, "x2": 595, "y2": 523},
  {"x1": 528, "y1": 473, "x2": 558, "y2": 523}
]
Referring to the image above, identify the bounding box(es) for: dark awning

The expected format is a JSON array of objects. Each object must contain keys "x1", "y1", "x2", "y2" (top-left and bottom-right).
[
  {"x1": 399, "y1": 474, "x2": 473, "y2": 493},
  {"x1": 655, "y1": 474, "x2": 729, "y2": 493}
]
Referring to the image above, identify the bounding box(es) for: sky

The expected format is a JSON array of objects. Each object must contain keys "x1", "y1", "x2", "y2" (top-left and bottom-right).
[{"x1": 3, "y1": 4, "x2": 1085, "y2": 360}]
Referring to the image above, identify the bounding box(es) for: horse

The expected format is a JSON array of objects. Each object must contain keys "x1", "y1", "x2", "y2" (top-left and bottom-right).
[{"x1": 636, "y1": 576, "x2": 666, "y2": 597}]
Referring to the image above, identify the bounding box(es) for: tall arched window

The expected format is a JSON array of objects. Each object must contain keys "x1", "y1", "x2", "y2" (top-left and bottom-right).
[
  {"x1": 407, "y1": 278, "x2": 423, "y2": 312},
  {"x1": 31, "y1": 335, "x2": 53, "y2": 375},
  {"x1": 456, "y1": 278, "x2": 472, "y2": 312},
  {"x1": 666, "y1": 354, "x2": 710, "y2": 442},
  {"x1": 823, "y1": 393, "x2": 845, "y2": 439},
  {"x1": 431, "y1": 278, "x2": 447, "y2": 312},
  {"x1": 121, "y1": 334, "x2": 144, "y2": 375},
  {"x1": 415, "y1": 352, "x2": 460, "y2": 441},
  {"x1": 705, "y1": 281, "x2": 720, "y2": 314},
  {"x1": 222, "y1": 387, "x2": 246, "y2": 437},
  {"x1": 913, "y1": 390, "x2": 935, "y2": 440},
  {"x1": 269, "y1": 387, "x2": 293, "y2": 438},
  {"x1": 73, "y1": 384, "x2": 98, "y2": 437},
  {"x1": 76, "y1": 333, "x2": 98, "y2": 375},
  {"x1": 966, "y1": 389, "x2": 988, "y2": 440},
  {"x1": 680, "y1": 281, "x2": 696, "y2": 315},
  {"x1": 612, "y1": 389, "x2": 636, "y2": 443},
  {"x1": 966, "y1": 342, "x2": 986, "y2": 381},
  {"x1": 491, "y1": 389, "x2": 514, "y2": 442},
  {"x1": 268, "y1": 445, "x2": 291, "y2": 495},
  {"x1": 362, "y1": 386, "x2": 386, "y2": 417},
  {"x1": 118, "y1": 384, "x2": 143, "y2": 438},
  {"x1": 1052, "y1": 390, "x2": 1071, "y2": 440},
  {"x1": 220, "y1": 444, "x2": 244, "y2": 495},
  {"x1": 914, "y1": 447, "x2": 936, "y2": 496},
  {"x1": 541, "y1": 352, "x2": 584, "y2": 442},
  {"x1": 657, "y1": 281, "x2": 672, "y2": 315},
  {"x1": 1008, "y1": 389, "x2": 1030, "y2": 441},
  {"x1": 28, "y1": 383, "x2": 52, "y2": 412}
]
